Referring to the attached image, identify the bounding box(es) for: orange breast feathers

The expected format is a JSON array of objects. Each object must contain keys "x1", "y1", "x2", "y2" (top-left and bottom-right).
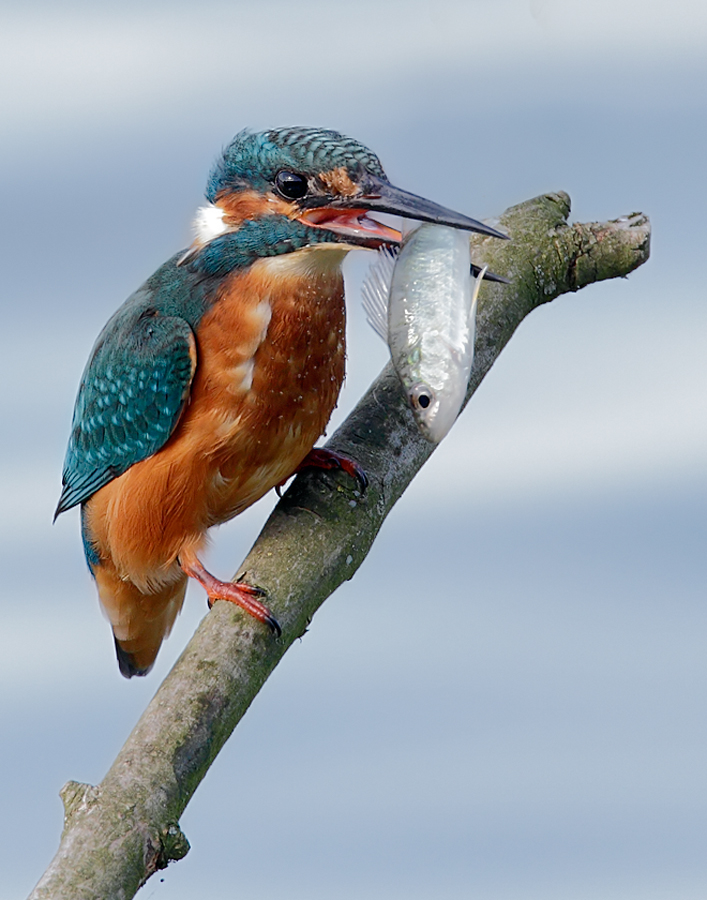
[{"x1": 84, "y1": 247, "x2": 348, "y2": 590}]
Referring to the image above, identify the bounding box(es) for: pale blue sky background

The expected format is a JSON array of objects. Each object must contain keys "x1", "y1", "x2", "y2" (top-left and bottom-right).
[{"x1": 1, "y1": 1, "x2": 706, "y2": 897}]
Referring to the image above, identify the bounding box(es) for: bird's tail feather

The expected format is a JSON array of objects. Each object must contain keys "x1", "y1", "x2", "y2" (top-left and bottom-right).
[{"x1": 94, "y1": 564, "x2": 187, "y2": 678}]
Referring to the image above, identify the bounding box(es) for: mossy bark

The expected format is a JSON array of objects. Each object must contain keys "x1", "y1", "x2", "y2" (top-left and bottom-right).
[{"x1": 28, "y1": 192, "x2": 650, "y2": 900}]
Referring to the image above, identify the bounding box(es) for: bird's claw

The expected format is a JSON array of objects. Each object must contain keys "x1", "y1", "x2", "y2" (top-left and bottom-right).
[
  {"x1": 288, "y1": 448, "x2": 368, "y2": 494},
  {"x1": 206, "y1": 586, "x2": 281, "y2": 637},
  {"x1": 331, "y1": 453, "x2": 369, "y2": 493},
  {"x1": 263, "y1": 613, "x2": 283, "y2": 638},
  {"x1": 181, "y1": 555, "x2": 280, "y2": 636},
  {"x1": 234, "y1": 577, "x2": 268, "y2": 599}
]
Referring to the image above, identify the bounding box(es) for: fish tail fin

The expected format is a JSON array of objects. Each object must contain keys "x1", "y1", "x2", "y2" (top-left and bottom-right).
[{"x1": 360, "y1": 246, "x2": 398, "y2": 342}]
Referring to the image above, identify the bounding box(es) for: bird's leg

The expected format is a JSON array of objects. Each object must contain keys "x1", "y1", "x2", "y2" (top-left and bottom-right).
[
  {"x1": 275, "y1": 448, "x2": 368, "y2": 497},
  {"x1": 178, "y1": 551, "x2": 281, "y2": 637}
]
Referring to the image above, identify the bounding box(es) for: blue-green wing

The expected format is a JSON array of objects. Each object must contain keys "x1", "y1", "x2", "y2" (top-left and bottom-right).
[{"x1": 56, "y1": 303, "x2": 196, "y2": 516}]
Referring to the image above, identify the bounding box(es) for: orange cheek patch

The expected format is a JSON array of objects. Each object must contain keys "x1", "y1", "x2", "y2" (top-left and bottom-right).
[
  {"x1": 318, "y1": 167, "x2": 360, "y2": 197},
  {"x1": 216, "y1": 189, "x2": 297, "y2": 226}
]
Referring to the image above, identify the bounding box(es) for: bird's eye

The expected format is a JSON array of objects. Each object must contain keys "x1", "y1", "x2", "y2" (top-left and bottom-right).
[
  {"x1": 409, "y1": 383, "x2": 435, "y2": 411},
  {"x1": 275, "y1": 170, "x2": 308, "y2": 200}
]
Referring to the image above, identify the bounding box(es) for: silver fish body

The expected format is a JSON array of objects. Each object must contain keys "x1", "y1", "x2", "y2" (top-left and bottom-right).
[{"x1": 362, "y1": 223, "x2": 484, "y2": 443}]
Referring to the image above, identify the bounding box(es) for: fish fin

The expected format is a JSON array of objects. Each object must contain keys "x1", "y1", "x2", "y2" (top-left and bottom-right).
[{"x1": 361, "y1": 246, "x2": 398, "y2": 343}]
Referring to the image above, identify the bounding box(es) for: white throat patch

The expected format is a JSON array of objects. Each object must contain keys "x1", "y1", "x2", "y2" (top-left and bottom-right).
[{"x1": 192, "y1": 203, "x2": 228, "y2": 246}]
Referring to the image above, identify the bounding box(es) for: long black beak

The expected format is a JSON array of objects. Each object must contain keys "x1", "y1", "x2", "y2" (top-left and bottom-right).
[{"x1": 321, "y1": 173, "x2": 509, "y2": 241}]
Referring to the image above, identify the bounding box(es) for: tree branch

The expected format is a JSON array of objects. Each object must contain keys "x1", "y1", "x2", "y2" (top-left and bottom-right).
[{"x1": 28, "y1": 192, "x2": 650, "y2": 899}]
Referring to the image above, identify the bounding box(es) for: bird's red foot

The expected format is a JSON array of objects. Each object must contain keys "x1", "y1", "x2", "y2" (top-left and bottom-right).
[
  {"x1": 179, "y1": 554, "x2": 281, "y2": 637},
  {"x1": 275, "y1": 448, "x2": 368, "y2": 497}
]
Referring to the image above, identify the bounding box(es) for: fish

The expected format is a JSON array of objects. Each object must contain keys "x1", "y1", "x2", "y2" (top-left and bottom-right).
[{"x1": 361, "y1": 223, "x2": 486, "y2": 443}]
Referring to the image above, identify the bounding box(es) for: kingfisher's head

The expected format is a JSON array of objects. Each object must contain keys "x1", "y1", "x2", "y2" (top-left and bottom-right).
[{"x1": 183, "y1": 126, "x2": 506, "y2": 270}]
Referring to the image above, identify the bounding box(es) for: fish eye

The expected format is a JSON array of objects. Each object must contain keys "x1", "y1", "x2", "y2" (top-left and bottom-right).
[
  {"x1": 409, "y1": 383, "x2": 435, "y2": 411},
  {"x1": 275, "y1": 170, "x2": 308, "y2": 200}
]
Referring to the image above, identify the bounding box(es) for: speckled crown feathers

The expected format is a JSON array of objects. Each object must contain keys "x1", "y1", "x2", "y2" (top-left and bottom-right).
[{"x1": 206, "y1": 126, "x2": 387, "y2": 201}]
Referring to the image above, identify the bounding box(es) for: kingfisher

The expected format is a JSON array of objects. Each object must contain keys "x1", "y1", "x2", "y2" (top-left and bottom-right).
[{"x1": 55, "y1": 126, "x2": 506, "y2": 678}]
